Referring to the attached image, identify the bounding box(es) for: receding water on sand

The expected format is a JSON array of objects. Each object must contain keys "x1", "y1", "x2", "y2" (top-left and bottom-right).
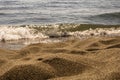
[{"x1": 0, "y1": 38, "x2": 68, "y2": 50}]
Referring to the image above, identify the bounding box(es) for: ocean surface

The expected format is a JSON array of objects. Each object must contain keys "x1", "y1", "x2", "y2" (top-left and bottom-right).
[{"x1": 0, "y1": 0, "x2": 120, "y2": 25}]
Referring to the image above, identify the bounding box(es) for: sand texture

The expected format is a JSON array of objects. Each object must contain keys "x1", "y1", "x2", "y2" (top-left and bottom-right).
[{"x1": 0, "y1": 37, "x2": 120, "y2": 80}]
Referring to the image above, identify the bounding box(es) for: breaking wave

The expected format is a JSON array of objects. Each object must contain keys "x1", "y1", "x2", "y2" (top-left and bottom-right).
[
  {"x1": 0, "y1": 24, "x2": 120, "y2": 41},
  {"x1": 0, "y1": 26, "x2": 48, "y2": 41}
]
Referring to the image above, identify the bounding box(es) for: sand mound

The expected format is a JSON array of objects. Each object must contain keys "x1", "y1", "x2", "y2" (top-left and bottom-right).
[
  {"x1": 0, "y1": 64, "x2": 56, "y2": 80},
  {"x1": 22, "y1": 57, "x2": 31, "y2": 61},
  {"x1": 104, "y1": 72, "x2": 120, "y2": 80},
  {"x1": 28, "y1": 42, "x2": 69, "y2": 49},
  {"x1": 106, "y1": 43, "x2": 120, "y2": 49},
  {"x1": 41, "y1": 48, "x2": 68, "y2": 53},
  {"x1": 86, "y1": 48, "x2": 100, "y2": 51},
  {"x1": 0, "y1": 37, "x2": 120, "y2": 80},
  {"x1": 0, "y1": 59, "x2": 6, "y2": 67},
  {"x1": 88, "y1": 42, "x2": 101, "y2": 47},
  {"x1": 99, "y1": 38, "x2": 120, "y2": 45},
  {"x1": 43, "y1": 57, "x2": 89, "y2": 77},
  {"x1": 70, "y1": 38, "x2": 104, "y2": 50},
  {"x1": 108, "y1": 72, "x2": 120, "y2": 80},
  {"x1": 17, "y1": 42, "x2": 69, "y2": 57},
  {"x1": 14, "y1": 46, "x2": 41, "y2": 59},
  {"x1": 71, "y1": 37, "x2": 120, "y2": 52},
  {"x1": 20, "y1": 46, "x2": 40, "y2": 54},
  {"x1": 69, "y1": 50, "x2": 86, "y2": 55}
]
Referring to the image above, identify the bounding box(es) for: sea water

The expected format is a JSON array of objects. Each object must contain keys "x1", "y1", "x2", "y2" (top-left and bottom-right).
[{"x1": 0, "y1": 0, "x2": 120, "y2": 25}]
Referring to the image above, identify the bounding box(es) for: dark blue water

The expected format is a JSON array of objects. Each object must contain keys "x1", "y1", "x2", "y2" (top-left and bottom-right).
[{"x1": 0, "y1": 0, "x2": 120, "y2": 25}]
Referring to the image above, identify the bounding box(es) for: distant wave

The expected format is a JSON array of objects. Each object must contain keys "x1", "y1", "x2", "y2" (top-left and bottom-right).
[
  {"x1": 94, "y1": 12, "x2": 120, "y2": 18},
  {"x1": 0, "y1": 0, "x2": 18, "y2": 4},
  {"x1": 0, "y1": 13, "x2": 7, "y2": 16},
  {"x1": 0, "y1": 6, "x2": 30, "y2": 10},
  {"x1": 88, "y1": 12, "x2": 120, "y2": 24}
]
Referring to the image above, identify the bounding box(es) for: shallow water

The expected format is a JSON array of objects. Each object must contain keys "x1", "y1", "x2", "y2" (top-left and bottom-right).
[
  {"x1": 0, "y1": 0, "x2": 120, "y2": 25},
  {"x1": 0, "y1": 38, "x2": 69, "y2": 50}
]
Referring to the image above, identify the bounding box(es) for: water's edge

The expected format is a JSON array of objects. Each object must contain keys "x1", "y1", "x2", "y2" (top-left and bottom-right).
[{"x1": 0, "y1": 23, "x2": 120, "y2": 50}]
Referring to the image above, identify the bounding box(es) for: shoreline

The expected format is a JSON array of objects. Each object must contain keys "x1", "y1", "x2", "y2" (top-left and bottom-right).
[{"x1": 0, "y1": 23, "x2": 120, "y2": 50}]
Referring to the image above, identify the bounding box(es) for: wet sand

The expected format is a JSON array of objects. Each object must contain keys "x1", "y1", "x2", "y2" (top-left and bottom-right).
[{"x1": 0, "y1": 37, "x2": 120, "y2": 80}]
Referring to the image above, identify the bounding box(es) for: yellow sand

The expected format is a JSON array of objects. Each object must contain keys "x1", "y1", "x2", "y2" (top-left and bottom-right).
[{"x1": 0, "y1": 37, "x2": 120, "y2": 80}]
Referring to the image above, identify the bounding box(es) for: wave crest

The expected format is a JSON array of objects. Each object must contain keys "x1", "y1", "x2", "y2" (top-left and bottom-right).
[{"x1": 0, "y1": 26, "x2": 48, "y2": 41}]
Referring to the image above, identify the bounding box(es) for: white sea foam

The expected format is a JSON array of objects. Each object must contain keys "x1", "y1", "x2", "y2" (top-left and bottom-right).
[
  {"x1": 0, "y1": 25, "x2": 120, "y2": 42},
  {"x1": 70, "y1": 28, "x2": 120, "y2": 38},
  {"x1": 0, "y1": 25, "x2": 120, "y2": 50},
  {"x1": 0, "y1": 26, "x2": 48, "y2": 41}
]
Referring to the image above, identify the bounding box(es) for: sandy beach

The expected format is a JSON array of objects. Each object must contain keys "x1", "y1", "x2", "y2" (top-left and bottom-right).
[
  {"x1": 0, "y1": 0, "x2": 120, "y2": 80},
  {"x1": 0, "y1": 36, "x2": 120, "y2": 80}
]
